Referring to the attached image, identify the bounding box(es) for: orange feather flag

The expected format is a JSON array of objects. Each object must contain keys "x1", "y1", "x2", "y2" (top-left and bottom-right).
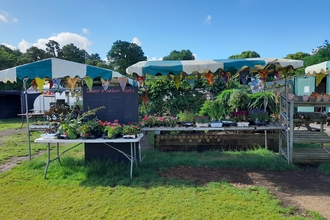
[
  {"x1": 204, "y1": 73, "x2": 214, "y2": 86},
  {"x1": 258, "y1": 70, "x2": 268, "y2": 85}
]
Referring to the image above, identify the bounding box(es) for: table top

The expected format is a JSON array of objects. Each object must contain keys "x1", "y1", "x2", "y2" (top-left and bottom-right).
[
  {"x1": 34, "y1": 133, "x2": 144, "y2": 144},
  {"x1": 141, "y1": 123, "x2": 286, "y2": 131},
  {"x1": 17, "y1": 113, "x2": 44, "y2": 117}
]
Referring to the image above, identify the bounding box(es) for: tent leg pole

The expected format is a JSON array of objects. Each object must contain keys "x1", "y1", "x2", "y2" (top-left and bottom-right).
[{"x1": 24, "y1": 78, "x2": 31, "y2": 161}]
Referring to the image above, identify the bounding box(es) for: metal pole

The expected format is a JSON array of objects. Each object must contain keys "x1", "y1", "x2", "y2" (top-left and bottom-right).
[{"x1": 23, "y1": 78, "x2": 31, "y2": 161}]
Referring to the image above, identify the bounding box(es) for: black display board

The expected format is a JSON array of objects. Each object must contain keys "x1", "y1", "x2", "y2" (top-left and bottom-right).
[{"x1": 82, "y1": 86, "x2": 139, "y2": 124}]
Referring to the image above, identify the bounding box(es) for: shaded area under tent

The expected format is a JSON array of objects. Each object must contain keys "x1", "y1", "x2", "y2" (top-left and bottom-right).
[{"x1": 0, "y1": 90, "x2": 40, "y2": 119}]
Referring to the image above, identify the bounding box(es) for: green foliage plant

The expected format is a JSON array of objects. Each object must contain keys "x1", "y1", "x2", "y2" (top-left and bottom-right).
[
  {"x1": 59, "y1": 106, "x2": 105, "y2": 139},
  {"x1": 122, "y1": 123, "x2": 141, "y2": 135},
  {"x1": 194, "y1": 116, "x2": 210, "y2": 123},
  {"x1": 177, "y1": 111, "x2": 196, "y2": 122},
  {"x1": 229, "y1": 89, "x2": 250, "y2": 111},
  {"x1": 248, "y1": 109, "x2": 270, "y2": 122},
  {"x1": 248, "y1": 92, "x2": 276, "y2": 115}
]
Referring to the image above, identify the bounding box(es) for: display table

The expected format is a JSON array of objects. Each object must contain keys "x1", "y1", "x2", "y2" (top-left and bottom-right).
[
  {"x1": 142, "y1": 124, "x2": 286, "y2": 149},
  {"x1": 34, "y1": 134, "x2": 144, "y2": 179},
  {"x1": 17, "y1": 113, "x2": 45, "y2": 128}
]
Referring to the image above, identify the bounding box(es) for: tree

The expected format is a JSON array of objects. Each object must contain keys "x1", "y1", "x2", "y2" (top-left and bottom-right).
[
  {"x1": 45, "y1": 40, "x2": 62, "y2": 58},
  {"x1": 61, "y1": 43, "x2": 87, "y2": 63},
  {"x1": 0, "y1": 45, "x2": 19, "y2": 70},
  {"x1": 228, "y1": 51, "x2": 260, "y2": 59},
  {"x1": 162, "y1": 49, "x2": 195, "y2": 60},
  {"x1": 85, "y1": 53, "x2": 108, "y2": 67},
  {"x1": 24, "y1": 46, "x2": 48, "y2": 62},
  {"x1": 107, "y1": 40, "x2": 147, "y2": 74},
  {"x1": 285, "y1": 52, "x2": 310, "y2": 60}
]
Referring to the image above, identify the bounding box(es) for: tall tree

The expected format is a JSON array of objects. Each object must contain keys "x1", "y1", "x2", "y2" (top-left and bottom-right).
[
  {"x1": 107, "y1": 40, "x2": 147, "y2": 74},
  {"x1": 24, "y1": 46, "x2": 48, "y2": 62},
  {"x1": 45, "y1": 40, "x2": 62, "y2": 58},
  {"x1": 285, "y1": 52, "x2": 310, "y2": 60},
  {"x1": 228, "y1": 51, "x2": 260, "y2": 59},
  {"x1": 61, "y1": 43, "x2": 87, "y2": 63},
  {"x1": 0, "y1": 45, "x2": 23, "y2": 70},
  {"x1": 162, "y1": 49, "x2": 195, "y2": 60},
  {"x1": 85, "y1": 53, "x2": 106, "y2": 67}
]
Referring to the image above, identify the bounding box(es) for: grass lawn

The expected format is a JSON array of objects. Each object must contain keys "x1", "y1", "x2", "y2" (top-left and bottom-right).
[{"x1": 0, "y1": 118, "x2": 329, "y2": 219}]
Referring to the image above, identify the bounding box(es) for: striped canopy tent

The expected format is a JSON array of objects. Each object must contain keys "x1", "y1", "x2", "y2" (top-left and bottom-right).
[
  {"x1": 0, "y1": 57, "x2": 125, "y2": 87},
  {"x1": 126, "y1": 58, "x2": 304, "y2": 76},
  {"x1": 305, "y1": 61, "x2": 330, "y2": 75},
  {"x1": 126, "y1": 58, "x2": 304, "y2": 88},
  {"x1": 304, "y1": 61, "x2": 330, "y2": 87}
]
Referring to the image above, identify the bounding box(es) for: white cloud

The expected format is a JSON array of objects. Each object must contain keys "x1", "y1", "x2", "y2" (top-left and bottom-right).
[
  {"x1": 148, "y1": 56, "x2": 163, "y2": 61},
  {"x1": 18, "y1": 39, "x2": 31, "y2": 52},
  {"x1": 0, "y1": 11, "x2": 17, "y2": 23},
  {"x1": 203, "y1": 15, "x2": 212, "y2": 25},
  {"x1": 0, "y1": 12, "x2": 8, "y2": 23},
  {"x1": 32, "y1": 32, "x2": 92, "y2": 52},
  {"x1": 2, "y1": 43, "x2": 16, "y2": 50},
  {"x1": 132, "y1": 37, "x2": 142, "y2": 46},
  {"x1": 82, "y1": 28, "x2": 90, "y2": 34}
]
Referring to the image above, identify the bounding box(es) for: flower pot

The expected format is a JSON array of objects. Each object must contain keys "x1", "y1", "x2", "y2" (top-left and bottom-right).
[
  {"x1": 302, "y1": 95, "x2": 309, "y2": 102},
  {"x1": 210, "y1": 122, "x2": 223, "y2": 127},
  {"x1": 195, "y1": 123, "x2": 209, "y2": 127},
  {"x1": 316, "y1": 94, "x2": 323, "y2": 102},
  {"x1": 287, "y1": 93, "x2": 295, "y2": 100},
  {"x1": 237, "y1": 122, "x2": 244, "y2": 127},
  {"x1": 323, "y1": 94, "x2": 330, "y2": 102},
  {"x1": 243, "y1": 122, "x2": 250, "y2": 127},
  {"x1": 123, "y1": 134, "x2": 137, "y2": 139}
]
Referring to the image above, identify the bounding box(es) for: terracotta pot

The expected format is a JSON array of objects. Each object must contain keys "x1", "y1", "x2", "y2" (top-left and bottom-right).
[
  {"x1": 323, "y1": 94, "x2": 330, "y2": 102},
  {"x1": 309, "y1": 95, "x2": 317, "y2": 102},
  {"x1": 316, "y1": 94, "x2": 323, "y2": 102}
]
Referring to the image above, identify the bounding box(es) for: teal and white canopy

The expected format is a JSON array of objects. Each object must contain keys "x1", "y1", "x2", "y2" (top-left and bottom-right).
[
  {"x1": 305, "y1": 61, "x2": 330, "y2": 75},
  {"x1": 0, "y1": 57, "x2": 123, "y2": 82},
  {"x1": 126, "y1": 58, "x2": 304, "y2": 76}
]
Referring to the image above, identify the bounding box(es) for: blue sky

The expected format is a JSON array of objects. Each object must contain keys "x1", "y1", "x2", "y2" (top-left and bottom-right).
[{"x1": 1, "y1": 0, "x2": 329, "y2": 62}]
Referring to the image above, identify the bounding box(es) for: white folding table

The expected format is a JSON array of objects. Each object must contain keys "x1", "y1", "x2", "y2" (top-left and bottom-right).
[{"x1": 34, "y1": 134, "x2": 144, "y2": 179}]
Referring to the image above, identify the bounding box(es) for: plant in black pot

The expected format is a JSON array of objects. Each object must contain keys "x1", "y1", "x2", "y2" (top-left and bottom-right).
[
  {"x1": 248, "y1": 108, "x2": 270, "y2": 125},
  {"x1": 177, "y1": 111, "x2": 196, "y2": 127}
]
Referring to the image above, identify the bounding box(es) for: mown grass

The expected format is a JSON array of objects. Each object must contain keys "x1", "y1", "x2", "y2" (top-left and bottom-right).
[
  {"x1": 1, "y1": 146, "x2": 322, "y2": 220},
  {"x1": 0, "y1": 118, "x2": 329, "y2": 219}
]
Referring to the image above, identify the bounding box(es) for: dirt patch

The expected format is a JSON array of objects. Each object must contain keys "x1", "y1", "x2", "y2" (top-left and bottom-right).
[
  {"x1": 0, "y1": 128, "x2": 46, "y2": 174},
  {"x1": 160, "y1": 166, "x2": 330, "y2": 219}
]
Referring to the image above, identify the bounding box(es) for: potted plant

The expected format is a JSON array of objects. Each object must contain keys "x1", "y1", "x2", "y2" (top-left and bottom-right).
[
  {"x1": 194, "y1": 116, "x2": 210, "y2": 127},
  {"x1": 122, "y1": 123, "x2": 141, "y2": 138},
  {"x1": 141, "y1": 115, "x2": 157, "y2": 127},
  {"x1": 231, "y1": 111, "x2": 249, "y2": 127},
  {"x1": 58, "y1": 106, "x2": 105, "y2": 139},
  {"x1": 248, "y1": 109, "x2": 270, "y2": 125},
  {"x1": 103, "y1": 119, "x2": 122, "y2": 139},
  {"x1": 228, "y1": 89, "x2": 250, "y2": 112},
  {"x1": 177, "y1": 111, "x2": 196, "y2": 127}
]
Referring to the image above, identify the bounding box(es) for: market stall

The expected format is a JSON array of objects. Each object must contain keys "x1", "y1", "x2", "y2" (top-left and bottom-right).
[
  {"x1": 0, "y1": 58, "x2": 126, "y2": 160},
  {"x1": 127, "y1": 58, "x2": 304, "y2": 153}
]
